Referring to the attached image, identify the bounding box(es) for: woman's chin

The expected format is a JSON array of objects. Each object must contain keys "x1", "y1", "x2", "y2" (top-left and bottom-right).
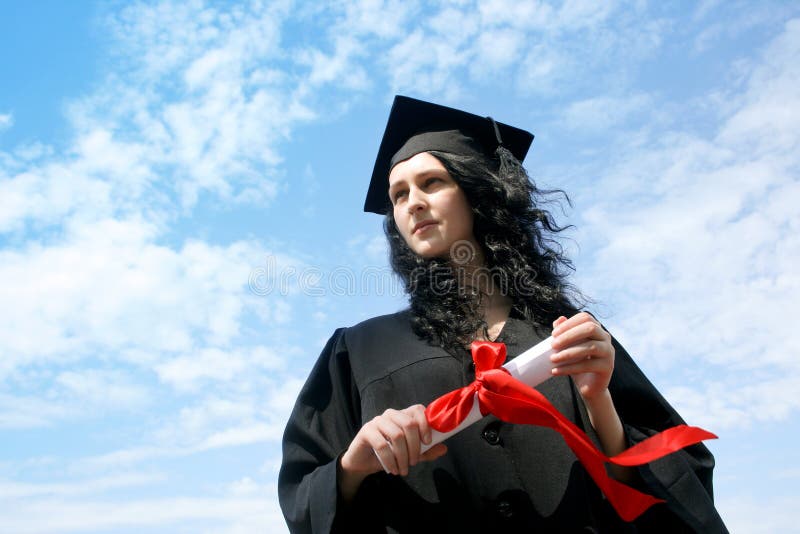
[{"x1": 410, "y1": 241, "x2": 446, "y2": 259}]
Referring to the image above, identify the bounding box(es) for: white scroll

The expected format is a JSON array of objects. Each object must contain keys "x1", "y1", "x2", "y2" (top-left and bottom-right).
[{"x1": 419, "y1": 336, "x2": 555, "y2": 453}]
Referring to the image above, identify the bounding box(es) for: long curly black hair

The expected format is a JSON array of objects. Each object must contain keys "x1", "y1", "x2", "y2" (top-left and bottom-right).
[{"x1": 384, "y1": 147, "x2": 586, "y2": 354}]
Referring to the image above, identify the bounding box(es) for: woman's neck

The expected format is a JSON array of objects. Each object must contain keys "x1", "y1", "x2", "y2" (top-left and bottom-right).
[
  {"x1": 480, "y1": 289, "x2": 512, "y2": 341},
  {"x1": 459, "y1": 265, "x2": 513, "y2": 341},
  {"x1": 449, "y1": 248, "x2": 512, "y2": 341}
]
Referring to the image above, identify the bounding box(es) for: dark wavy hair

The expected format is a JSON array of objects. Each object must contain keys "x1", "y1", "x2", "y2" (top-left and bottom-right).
[{"x1": 384, "y1": 147, "x2": 586, "y2": 354}]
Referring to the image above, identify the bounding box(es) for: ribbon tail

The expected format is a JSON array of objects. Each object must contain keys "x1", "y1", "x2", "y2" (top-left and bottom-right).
[
  {"x1": 479, "y1": 386, "x2": 664, "y2": 520},
  {"x1": 611, "y1": 425, "x2": 717, "y2": 466},
  {"x1": 477, "y1": 373, "x2": 719, "y2": 521}
]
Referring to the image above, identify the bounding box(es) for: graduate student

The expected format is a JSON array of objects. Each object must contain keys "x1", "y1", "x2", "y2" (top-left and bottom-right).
[{"x1": 279, "y1": 96, "x2": 727, "y2": 532}]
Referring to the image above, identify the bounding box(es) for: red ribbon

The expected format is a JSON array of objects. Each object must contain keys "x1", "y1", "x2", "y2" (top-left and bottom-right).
[{"x1": 425, "y1": 341, "x2": 717, "y2": 522}]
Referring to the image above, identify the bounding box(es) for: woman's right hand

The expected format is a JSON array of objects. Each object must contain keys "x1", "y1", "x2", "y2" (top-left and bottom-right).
[{"x1": 338, "y1": 404, "x2": 448, "y2": 501}]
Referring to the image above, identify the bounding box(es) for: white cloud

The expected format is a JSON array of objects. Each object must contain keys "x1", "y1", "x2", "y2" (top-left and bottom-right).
[
  {"x1": 692, "y1": 3, "x2": 797, "y2": 52},
  {"x1": 265, "y1": 376, "x2": 306, "y2": 420},
  {"x1": 0, "y1": 472, "x2": 163, "y2": 499},
  {"x1": 556, "y1": 0, "x2": 617, "y2": 29},
  {"x1": 470, "y1": 28, "x2": 525, "y2": 78},
  {"x1": 477, "y1": 0, "x2": 556, "y2": 30},
  {"x1": 155, "y1": 345, "x2": 284, "y2": 392},
  {"x1": 0, "y1": 1, "x2": 329, "y2": 236},
  {"x1": 0, "y1": 112, "x2": 12, "y2": 131},
  {"x1": 572, "y1": 18, "x2": 800, "y2": 425},
  {"x1": 55, "y1": 368, "x2": 150, "y2": 409},
  {"x1": 562, "y1": 93, "x2": 652, "y2": 132},
  {"x1": 68, "y1": 373, "x2": 305, "y2": 473},
  {"x1": 385, "y1": 28, "x2": 470, "y2": 99},
  {"x1": 0, "y1": 367, "x2": 150, "y2": 430},
  {"x1": 338, "y1": 0, "x2": 415, "y2": 39},
  {"x1": 0, "y1": 159, "x2": 113, "y2": 234},
  {"x1": 2, "y1": 2, "x2": 797, "y2": 531},
  {"x1": 0, "y1": 218, "x2": 269, "y2": 368},
  {"x1": 717, "y1": 18, "x2": 800, "y2": 155},
  {"x1": 346, "y1": 232, "x2": 390, "y2": 265},
  {"x1": 516, "y1": 43, "x2": 569, "y2": 94},
  {"x1": 665, "y1": 375, "x2": 800, "y2": 430},
  {"x1": 0, "y1": 492, "x2": 287, "y2": 534},
  {"x1": 716, "y1": 494, "x2": 799, "y2": 534},
  {"x1": 296, "y1": 35, "x2": 371, "y2": 91},
  {"x1": 0, "y1": 392, "x2": 73, "y2": 429},
  {"x1": 365, "y1": 234, "x2": 389, "y2": 262},
  {"x1": 198, "y1": 422, "x2": 282, "y2": 451},
  {"x1": 155, "y1": 376, "x2": 303, "y2": 450}
]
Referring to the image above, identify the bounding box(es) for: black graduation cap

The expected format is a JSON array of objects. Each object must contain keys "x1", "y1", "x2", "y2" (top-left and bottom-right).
[{"x1": 364, "y1": 95, "x2": 535, "y2": 214}]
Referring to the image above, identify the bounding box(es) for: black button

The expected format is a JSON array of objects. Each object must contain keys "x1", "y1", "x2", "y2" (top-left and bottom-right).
[
  {"x1": 496, "y1": 499, "x2": 513, "y2": 519},
  {"x1": 482, "y1": 425, "x2": 501, "y2": 446}
]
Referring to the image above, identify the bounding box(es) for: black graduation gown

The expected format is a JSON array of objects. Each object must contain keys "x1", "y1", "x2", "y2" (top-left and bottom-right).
[{"x1": 279, "y1": 310, "x2": 727, "y2": 533}]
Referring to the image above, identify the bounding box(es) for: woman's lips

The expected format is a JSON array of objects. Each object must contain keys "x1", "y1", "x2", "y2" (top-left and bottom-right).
[{"x1": 413, "y1": 220, "x2": 437, "y2": 234}]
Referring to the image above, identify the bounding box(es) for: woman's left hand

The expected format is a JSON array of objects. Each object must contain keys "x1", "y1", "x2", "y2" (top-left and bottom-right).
[{"x1": 550, "y1": 312, "x2": 615, "y2": 401}]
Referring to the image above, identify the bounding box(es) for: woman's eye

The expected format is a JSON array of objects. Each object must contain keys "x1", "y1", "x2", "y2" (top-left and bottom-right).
[{"x1": 393, "y1": 190, "x2": 408, "y2": 202}]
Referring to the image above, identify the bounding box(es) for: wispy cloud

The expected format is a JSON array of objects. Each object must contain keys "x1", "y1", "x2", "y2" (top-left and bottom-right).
[
  {"x1": 716, "y1": 494, "x2": 799, "y2": 534},
  {"x1": 0, "y1": 489, "x2": 286, "y2": 534},
  {"x1": 1, "y1": 2, "x2": 798, "y2": 532},
  {"x1": 154, "y1": 346, "x2": 284, "y2": 392},
  {"x1": 0, "y1": 472, "x2": 163, "y2": 499},
  {"x1": 573, "y1": 18, "x2": 800, "y2": 429},
  {"x1": 665, "y1": 375, "x2": 800, "y2": 430},
  {"x1": 0, "y1": 112, "x2": 12, "y2": 131},
  {"x1": 0, "y1": 10, "x2": 329, "y2": 520},
  {"x1": 0, "y1": 219, "x2": 269, "y2": 365},
  {"x1": 301, "y1": 0, "x2": 669, "y2": 100},
  {"x1": 561, "y1": 93, "x2": 653, "y2": 133}
]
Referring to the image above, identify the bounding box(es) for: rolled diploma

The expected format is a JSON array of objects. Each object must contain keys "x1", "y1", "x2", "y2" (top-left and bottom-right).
[{"x1": 420, "y1": 336, "x2": 555, "y2": 453}]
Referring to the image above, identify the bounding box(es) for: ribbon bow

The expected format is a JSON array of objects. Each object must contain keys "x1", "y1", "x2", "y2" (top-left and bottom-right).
[{"x1": 425, "y1": 341, "x2": 716, "y2": 522}]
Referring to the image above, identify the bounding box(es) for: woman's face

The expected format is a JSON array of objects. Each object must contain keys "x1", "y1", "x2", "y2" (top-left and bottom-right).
[{"x1": 388, "y1": 151, "x2": 477, "y2": 259}]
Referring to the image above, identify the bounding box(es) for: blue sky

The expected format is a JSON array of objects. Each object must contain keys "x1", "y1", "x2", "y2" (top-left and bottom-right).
[{"x1": 1, "y1": 1, "x2": 799, "y2": 532}]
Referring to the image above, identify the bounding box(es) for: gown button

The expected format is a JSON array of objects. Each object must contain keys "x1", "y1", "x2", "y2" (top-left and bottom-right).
[
  {"x1": 482, "y1": 425, "x2": 501, "y2": 446},
  {"x1": 496, "y1": 499, "x2": 514, "y2": 519}
]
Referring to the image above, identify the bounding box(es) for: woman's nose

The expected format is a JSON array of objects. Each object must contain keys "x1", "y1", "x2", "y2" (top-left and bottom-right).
[{"x1": 407, "y1": 187, "x2": 427, "y2": 212}]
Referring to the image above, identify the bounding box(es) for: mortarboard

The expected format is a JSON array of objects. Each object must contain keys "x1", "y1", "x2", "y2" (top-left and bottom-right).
[{"x1": 364, "y1": 95, "x2": 534, "y2": 214}]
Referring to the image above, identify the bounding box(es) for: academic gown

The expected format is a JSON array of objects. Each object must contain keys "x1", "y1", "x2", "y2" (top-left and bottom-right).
[{"x1": 279, "y1": 309, "x2": 727, "y2": 533}]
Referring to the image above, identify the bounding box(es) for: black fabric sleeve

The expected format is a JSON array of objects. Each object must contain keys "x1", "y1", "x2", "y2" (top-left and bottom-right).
[
  {"x1": 278, "y1": 329, "x2": 372, "y2": 533},
  {"x1": 609, "y1": 337, "x2": 728, "y2": 533}
]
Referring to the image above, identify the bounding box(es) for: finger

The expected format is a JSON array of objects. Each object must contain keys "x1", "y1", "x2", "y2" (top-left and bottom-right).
[
  {"x1": 552, "y1": 315, "x2": 567, "y2": 329},
  {"x1": 551, "y1": 357, "x2": 608, "y2": 377},
  {"x1": 550, "y1": 340, "x2": 613, "y2": 365},
  {"x1": 553, "y1": 315, "x2": 601, "y2": 342},
  {"x1": 552, "y1": 311, "x2": 595, "y2": 337},
  {"x1": 551, "y1": 320, "x2": 609, "y2": 350},
  {"x1": 368, "y1": 433, "x2": 398, "y2": 475},
  {"x1": 387, "y1": 408, "x2": 423, "y2": 469},
  {"x1": 401, "y1": 405, "x2": 430, "y2": 466},
  {"x1": 397, "y1": 414, "x2": 421, "y2": 469},
  {"x1": 368, "y1": 419, "x2": 403, "y2": 475},
  {"x1": 376, "y1": 417, "x2": 410, "y2": 476},
  {"x1": 405, "y1": 404, "x2": 432, "y2": 445}
]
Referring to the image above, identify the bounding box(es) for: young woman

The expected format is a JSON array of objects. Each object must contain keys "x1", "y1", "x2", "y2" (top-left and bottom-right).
[{"x1": 279, "y1": 96, "x2": 726, "y2": 533}]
